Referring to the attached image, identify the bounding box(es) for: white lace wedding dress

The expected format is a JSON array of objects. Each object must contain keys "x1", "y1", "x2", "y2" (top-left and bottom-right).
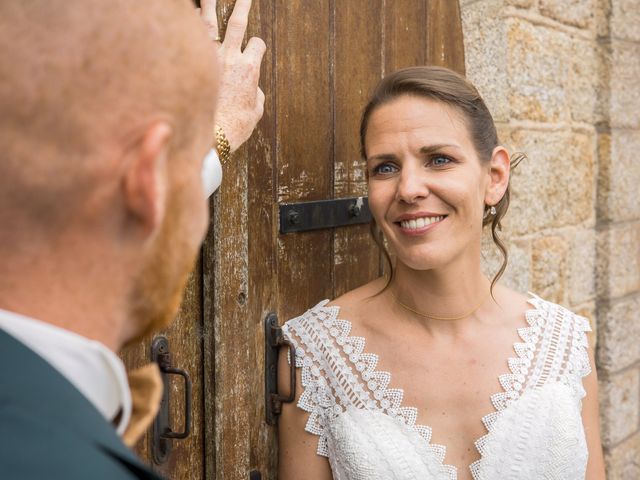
[{"x1": 282, "y1": 293, "x2": 592, "y2": 480}]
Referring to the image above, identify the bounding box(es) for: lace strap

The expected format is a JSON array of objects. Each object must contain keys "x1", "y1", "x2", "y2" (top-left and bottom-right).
[
  {"x1": 526, "y1": 294, "x2": 592, "y2": 399},
  {"x1": 282, "y1": 301, "x2": 373, "y2": 457}
]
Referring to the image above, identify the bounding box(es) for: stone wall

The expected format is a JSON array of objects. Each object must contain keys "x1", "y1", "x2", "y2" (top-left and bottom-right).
[{"x1": 461, "y1": 0, "x2": 640, "y2": 477}]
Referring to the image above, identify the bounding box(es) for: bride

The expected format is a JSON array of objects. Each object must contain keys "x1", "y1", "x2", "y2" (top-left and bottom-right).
[{"x1": 277, "y1": 66, "x2": 605, "y2": 479}]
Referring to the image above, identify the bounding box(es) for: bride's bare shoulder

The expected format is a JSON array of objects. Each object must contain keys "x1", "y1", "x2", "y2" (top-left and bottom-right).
[
  {"x1": 491, "y1": 283, "x2": 533, "y2": 322},
  {"x1": 327, "y1": 277, "x2": 388, "y2": 320}
]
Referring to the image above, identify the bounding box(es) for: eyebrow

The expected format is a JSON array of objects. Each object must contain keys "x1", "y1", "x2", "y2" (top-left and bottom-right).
[{"x1": 367, "y1": 143, "x2": 460, "y2": 162}]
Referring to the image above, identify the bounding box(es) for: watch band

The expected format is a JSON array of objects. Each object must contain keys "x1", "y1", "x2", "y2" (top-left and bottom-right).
[{"x1": 215, "y1": 125, "x2": 231, "y2": 164}]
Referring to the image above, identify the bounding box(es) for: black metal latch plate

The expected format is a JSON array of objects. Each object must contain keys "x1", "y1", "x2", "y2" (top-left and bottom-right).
[{"x1": 279, "y1": 196, "x2": 371, "y2": 234}]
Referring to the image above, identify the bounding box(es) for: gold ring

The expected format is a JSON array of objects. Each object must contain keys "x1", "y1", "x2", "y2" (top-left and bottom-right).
[{"x1": 214, "y1": 36, "x2": 222, "y2": 42}]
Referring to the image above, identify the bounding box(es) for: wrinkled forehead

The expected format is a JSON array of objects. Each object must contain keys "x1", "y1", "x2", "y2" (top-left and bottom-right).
[{"x1": 365, "y1": 96, "x2": 471, "y2": 157}]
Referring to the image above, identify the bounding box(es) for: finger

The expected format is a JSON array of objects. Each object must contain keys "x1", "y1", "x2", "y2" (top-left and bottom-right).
[
  {"x1": 243, "y1": 36, "x2": 266, "y2": 65},
  {"x1": 200, "y1": 0, "x2": 219, "y2": 38},
  {"x1": 256, "y1": 87, "x2": 265, "y2": 108},
  {"x1": 255, "y1": 88, "x2": 265, "y2": 119},
  {"x1": 224, "y1": 0, "x2": 252, "y2": 49}
]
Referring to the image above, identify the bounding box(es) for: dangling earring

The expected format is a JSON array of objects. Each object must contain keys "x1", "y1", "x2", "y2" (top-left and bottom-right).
[{"x1": 483, "y1": 205, "x2": 497, "y2": 219}]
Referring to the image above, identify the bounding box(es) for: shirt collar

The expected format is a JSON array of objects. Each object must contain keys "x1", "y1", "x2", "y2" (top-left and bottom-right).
[{"x1": 0, "y1": 308, "x2": 132, "y2": 435}]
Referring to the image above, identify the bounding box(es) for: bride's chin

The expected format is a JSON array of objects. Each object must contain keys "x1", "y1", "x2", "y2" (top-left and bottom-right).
[{"x1": 394, "y1": 254, "x2": 442, "y2": 273}]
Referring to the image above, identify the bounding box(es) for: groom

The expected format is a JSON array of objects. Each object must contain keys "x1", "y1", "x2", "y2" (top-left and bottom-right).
[{"x1": 0, "y1": 0, "x2": 263, "y2": 478}]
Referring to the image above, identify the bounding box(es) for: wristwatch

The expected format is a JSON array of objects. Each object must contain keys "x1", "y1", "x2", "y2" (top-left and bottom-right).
[{"x1": 214, "y1": 125, "x2": 231, "y2": 164}]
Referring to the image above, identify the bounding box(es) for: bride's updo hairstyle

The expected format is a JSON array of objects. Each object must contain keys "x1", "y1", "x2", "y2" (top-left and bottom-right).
[{"x1": 360, "y1": 66, "x2": 523, "y2": 292}]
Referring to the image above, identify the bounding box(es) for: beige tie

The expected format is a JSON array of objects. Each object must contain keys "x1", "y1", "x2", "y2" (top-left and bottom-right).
[{"x1": 122, "y1": 363, "x2": 164, "y2": 447}]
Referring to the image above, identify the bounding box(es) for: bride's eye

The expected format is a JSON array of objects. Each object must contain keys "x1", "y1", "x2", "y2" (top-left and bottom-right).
[
  {"x1": 373, "y1": 163, "x2": 398, "y2": 175},
  {"x1": 430, "y1": 155, "x2": 452, "y2": 167}
]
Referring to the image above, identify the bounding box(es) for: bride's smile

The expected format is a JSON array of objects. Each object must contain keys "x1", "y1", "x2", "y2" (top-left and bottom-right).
[{"x1": 396, "y1": 213, "x2": 447, "y2": 235}]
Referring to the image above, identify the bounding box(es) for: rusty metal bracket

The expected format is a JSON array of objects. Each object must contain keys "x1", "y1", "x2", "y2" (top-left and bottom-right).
[
  {"x1": 264, "y1": 313, "x2": 296, "y2": 425},
  {"x1": 279, "y1": 196, "x2": 371, "y2": 234}
]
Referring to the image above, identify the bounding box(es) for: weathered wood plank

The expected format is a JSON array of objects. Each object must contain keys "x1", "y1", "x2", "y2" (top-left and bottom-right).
[
  {"x1": 154, "y1": 264, "x2": 205, "y2": 479},
  {"x1": 384, "y1": 0, "x2": 427, "y2": 73},
  {"x1": 202, "y1": 1, "x2": 251, "y2": 478},
  {"x1": 202, "y1": 212, "x2": 218, "y2": 479},
  {"x1": 120, "y1": 260, "x2": 205, "y2": 480},
  {"x1": 426, "y1": 0, "x2": 466, "y2": 74},
  {"x1": 245, "y1": 0, "x2": 278, "y2": 478},
  {"x1": 275, "y1": 0, "x2": 334, "y2": 321},
  {"x1": 333, "y1": 0, "x2": 383, "y2": 298},
  {"x1": 206, "y1": 113, "x2": 252, "y2": 479}
]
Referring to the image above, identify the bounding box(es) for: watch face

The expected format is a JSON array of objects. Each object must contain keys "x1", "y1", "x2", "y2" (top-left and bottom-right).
[{"x1": 201, "y1": 148, "x2": 222, "y2": 198}]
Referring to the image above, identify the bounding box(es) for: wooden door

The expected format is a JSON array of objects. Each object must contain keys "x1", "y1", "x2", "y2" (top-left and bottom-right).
[
  {"x1": 122, "y1": 1, "x2": 464, "y2": 479},
  {"x1": 120, "y1": 261, "x2": 206, "y2": 479}
]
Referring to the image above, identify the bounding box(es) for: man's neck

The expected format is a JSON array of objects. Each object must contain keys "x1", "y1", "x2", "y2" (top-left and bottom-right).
[{"x1": 0, "y1": 253, "x2": 129, "y2": 352}]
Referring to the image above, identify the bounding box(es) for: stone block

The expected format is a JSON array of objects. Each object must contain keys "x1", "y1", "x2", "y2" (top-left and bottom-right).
[
  {"x1": 594, "y1": 42, "x2": 612, "y2": 124},
  {"x1": 504, "y1": 129, "x2": 596, "y2": 235},
  {"x1": 600, "y1": 367, "x2": 640, "y2": 447},
  {"x1": 597, "y1": 222, "x2": 640, "y2": 299},
  {"x1": 598, "y1": 129, "x2": 640, "y2": 223},
  {"x1": 570, "y1": 228, "x2": 596, "y2": 304},
  {"x1": 532, "y1": 236, "x2": 568, "y2": 303},
  {"x1": 605, "y1": 432, "x2": 640, "y2": 480},
  {"x1": 611, "y1": 0, "x2": 640, "y2": 42},
  {"x1": 540, "y1": 0, "x2": 596, "y2": 29},
  {"x1": 462, "y1": 0, "x2": 510, "y2": 123},
  {"x1": 506, "y1": 19, "x2": 600, "y2": 124},
  {"x1": 481, "y1": 233, "x2": 531, "y2": 292},
  {"x1": 495, "y1": 122, "x2": 511, "y2": 146},
  {"x1": 460, "y1": 0, "x2": 488, "y2": 6},
  {"x1": 595, "y1": 0, "x2": 612, "y2": 37},
  {"x1": 597, "y1": 293, "x2": 640, "y2": 372},
  {"x1": 507, "y1": 19, "x2": 574, "y2": 122},
  {"x1": 610, "y1": 40, "x2": 640, "y2": 129},
  {"x1": 481, "y1": 229, "x2": 505, "y2": 282},
  {"x1": 506, "y1": 0, "x2": 535, "y2": 7},
  {"x1": 597, "y1": 131, "x2": 612, "y2": 219},
  {"x1": 568, "y1": 38, "x2": 601, "y2": 123}
]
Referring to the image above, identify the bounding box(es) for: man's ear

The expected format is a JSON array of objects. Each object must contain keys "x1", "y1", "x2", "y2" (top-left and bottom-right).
[
  {"x1": 122, "y1": 122, "x2": 172, "y2": 238},
  {"x1": 484, "y1": 146, "x2": 510, "y2": 206}
]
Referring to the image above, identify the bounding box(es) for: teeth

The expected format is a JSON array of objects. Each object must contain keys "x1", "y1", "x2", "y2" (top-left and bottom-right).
[{"x1": 400, "y1": 216, "x2": 445, "y2": 230}]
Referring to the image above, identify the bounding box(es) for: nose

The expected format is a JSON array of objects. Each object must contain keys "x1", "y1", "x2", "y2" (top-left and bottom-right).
[{"x1": 395, "y1": 165, "x2": 429, "y2": 204}]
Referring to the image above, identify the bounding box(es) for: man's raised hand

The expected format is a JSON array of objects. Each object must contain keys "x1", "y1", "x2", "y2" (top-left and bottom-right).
[{"x1": 199, "y1": 0, "x2": 266, "y2": 153}]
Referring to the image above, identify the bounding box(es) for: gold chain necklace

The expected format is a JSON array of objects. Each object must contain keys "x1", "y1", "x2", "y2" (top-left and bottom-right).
[{"x1": 390, "y1": 290, "x2": 491, "y2": 321}]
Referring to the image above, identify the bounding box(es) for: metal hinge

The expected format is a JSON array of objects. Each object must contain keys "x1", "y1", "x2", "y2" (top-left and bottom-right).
[{"x1": 279, "y1": 196, "x2": 371, "y2": 233}]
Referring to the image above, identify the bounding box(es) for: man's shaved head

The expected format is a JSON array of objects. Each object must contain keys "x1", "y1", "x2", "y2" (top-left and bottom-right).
[
  {"x1": 0, "y1": 0, "x2": 220, "y2": 348},
  {"x1": 0, "y1": 0, "x2": 217, "y2": 239}
]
